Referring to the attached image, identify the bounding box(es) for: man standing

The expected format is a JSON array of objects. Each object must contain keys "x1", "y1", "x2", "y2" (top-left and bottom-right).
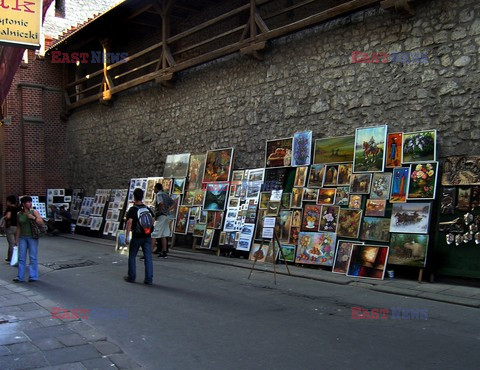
[
  {"x1": 151, "y1": 183, "x2": 175, "y2": 259},
  {"x1": 124, "y1": 188, "x2": 154, "y2": 285}
]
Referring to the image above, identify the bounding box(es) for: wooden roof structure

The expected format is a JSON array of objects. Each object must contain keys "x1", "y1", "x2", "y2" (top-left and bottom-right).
[{"x1": 47, "y1": 0, "x2": 417, "y2": 111}]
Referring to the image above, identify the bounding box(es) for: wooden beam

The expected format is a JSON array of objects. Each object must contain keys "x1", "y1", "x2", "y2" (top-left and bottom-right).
[
  {"x1": 380, "y1": 0, "x2": 415, "y2": 16},
  {"x1": 128, "y1": 20, "x2": 162, "y2": 28},
  {"x1": 125, "y1": 3, "x2": 154, "y2": 21}
]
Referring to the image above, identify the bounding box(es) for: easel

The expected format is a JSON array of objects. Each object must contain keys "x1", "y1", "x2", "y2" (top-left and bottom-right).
[
  {"x1": 417, "y1": 268, "x2": 423, "y2": 283},
  {"x1": 248, "y1": 232, "x2": 291, "y2": 284}
]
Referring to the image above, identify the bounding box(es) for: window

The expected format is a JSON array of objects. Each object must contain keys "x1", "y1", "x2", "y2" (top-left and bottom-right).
[{"x1": 55, "y1": 0, "x2": 65, "y2": 18}]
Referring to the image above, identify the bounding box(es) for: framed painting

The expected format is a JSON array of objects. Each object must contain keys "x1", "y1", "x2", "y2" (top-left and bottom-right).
[
  {"x1": 186, "y1": 154, "x2": 206, "y2": 190},
  {"x1": 161, "y1": 178, "x2": 173, "y2": 194},
  {"x1": 301, "y1": 204, "x2": 322, "y2": 231},
  {"x1": 249, "y1": 242, "x2": 269, "y2": 262},
  {"x1": 290, "y1": 188, "x2": 304, "y2": 208},
  {"x1": 291, "y1": 209, "x2": 302, "y2": 228},
  {"x1": 294, "y1": 166, "x2": 308, "y2": 187},
  {"x1": 187, "y1": 217, "x2": 196, "y2": 234},
  {"x1": 240, "y1": 223, "x2": 255, "y2": 239},
  {"x1": 313, "y1": 135, "x2": 355, "y2": 164},
  {"x1": 347, "y1": 244, "x2": 389, "y2": 280},
  {"x1": 323, "y1": 165, "x2": 338, "y2": 187},
  {"x1": 219, "y1": 232, "x2": 226, "y2": 245},
  {"x1": 308, "y1": 164, "x2": 325, "y2": 188},
  {"x1": 247, "y1": 168, "x2": 265, "y2": 182},
  {"x1": 337, "y1": 208, "x2": 363, "y2": 238},
  {"x1": 303, "y1": 188, "x2": 319, "y2": 202},
  {"x1": 279, "y1": 244, "x2": 296, "y2": 263},
  {"x1": 236, "y1": 237, "x2": 252, "y2": 252},
  {"x1": 349, "y1": 173, "x2": 372, "y2": 194},
  {"x1": 163, "y1": 153, "x2": 190, "y2": 178},
  {"x1": 337, "y1": 163, "x2": 352, "y2": 186},
  {"x1": 370, "y1": 172, "x2": 392, "y2": 200},
  {"x1": 353, "y1": 125, "x2": 387, "y2": 173},
  {"x1": 319, "y1": 205, "x2": 340, "y2": 233},
  {"x1": 174, "y1": 206, "x2": 191, "y2": 235},
  {"x1": 201, "y1": 228, "x2": 215, "y2": 249},
  {"x1": 281, "y1": 193, "x2": 292, "y2": 210},
  {"x1": 278, "y1": 210, "x2": 293, "y2": 243},
  {"x1": 332, "y1": 240, "x2": 364, "y2": 274},
  {"x1": 192, "y1": 189, "x2": 205, "y2": 207},
  {"x1": 270, "y1": 190, "x2": 283, "y2": 202},
  {"x1": 246, "y1": 181, "x2": 262, "y2": 199},
  {"x1": 254, "y1": 209, "x2": 266, "y2": 239},
  {"x1": 441, "y1": 156, "x2": 480, "y2": 186},
  {"x1": 289, "y1": 226, "x2": 300, "y2": 245},
  {"x1": 245, "y1": 203, "x2": 257, "y2": 224},
  {"x1": 386, "y1": 132, "x2": 403, "y2": 168},
  {"x1": 231, "y1": 170, "x2": 245, "y2": 182},
  {"x1": 335, "y1": 187, "x2": 350, "y2": 206},
  {"x1": 365, "y1": 199, "x2": 387, "y2": 217},
  {"x1": 407, "y1": 162, "x2": 439, "y2": 200},
  {"x1": 203, "y1": 183, "x2": 229, "y2": 210},
  {"x1": 259, "y1": 192, "x2": 271, "y2": 209},
  {"x1": 296, "y1": 231, "x2": 337, "y2": 266},
  {"x1": 265, "y1": 137, "x2": 293, "y2": 168},
  {"x1": 266, "y1": 201, "x2": 280, "y2": 216},
  {"x1": 203, "y1": 148, "x2": 234, "y2": 182},
  {"x1": 172, "y1": 178, "x2": 186, "y2": 195},
  {"x1": 360, "y1": 217, "x2": 390, "y2": 242},
  {"x1": 389, "y1": 202, "x2": 431, "y2": 234},
  {"x1": 456, "y1": 187, "x2": 471, "y2": 211},
  {"x1": 402, "y1": 130, "x2": 436, "y2": 163},
  {"x1": 390, "y1": 167, "x2": 410, "y2": 203},
  {"x1": 317, "y1": 188, "x2": 336, "y2": 205},
  {"x1": 228, "y1": 197, "x2": 240, "y2": 209},
  {"x1": 292, "y1": 131, "x2": 312, "y2": 166},
  {"x1": 389, "y1": 233, "x2": 429, "y2": 267},
  {"x1": 193, "y1": 223, "x2": 206, "y2": 238}
]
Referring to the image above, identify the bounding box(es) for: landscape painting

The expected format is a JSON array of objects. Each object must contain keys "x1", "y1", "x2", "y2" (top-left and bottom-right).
[
  {"x1": 313, "y1": 135, "x2": 355, "y2": 164},
  {"x1": 163, "y1": 153, "x2": 191, "y2": 178},
  {"x1": 203, "y1": 183, "x2": 229, "y2": 210},
  {"x1": 389, "y1": 233, "x2": 429, "y2": 267},
  {"x1": 360, "y1": 217, "x2": 390, "y2": 242},
  {"x1": 389, "y1": 202, "x2": 431, "y2": 234}
]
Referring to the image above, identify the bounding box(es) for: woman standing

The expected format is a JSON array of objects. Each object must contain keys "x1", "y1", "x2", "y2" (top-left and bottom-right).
[
  {"x1": 14, "y1": 196, "x2": 44, "y2": 282},
  {"x1": 4, "y1": 195, "x2": 19, "y2": 262}
]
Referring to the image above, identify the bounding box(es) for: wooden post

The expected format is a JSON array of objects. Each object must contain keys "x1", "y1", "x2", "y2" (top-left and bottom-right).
[
  {"x1": 418, "y1": 268, "x2": 423, "y2": 283},
  {"x1": 274, "y1": 233, "x2": 291, "y2": 276},
  {"x1": 248, "y1": 239, "x2": 264, "y2": 280}
]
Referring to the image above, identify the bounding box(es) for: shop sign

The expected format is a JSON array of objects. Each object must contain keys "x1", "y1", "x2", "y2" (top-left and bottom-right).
[{"x1": 0, "y1": 0, "x2": 42, "y2": 49}]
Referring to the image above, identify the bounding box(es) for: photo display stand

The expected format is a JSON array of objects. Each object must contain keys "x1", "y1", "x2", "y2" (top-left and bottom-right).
[{"x1": 248, "y1": 217, "x2": 291, "y2": 284}]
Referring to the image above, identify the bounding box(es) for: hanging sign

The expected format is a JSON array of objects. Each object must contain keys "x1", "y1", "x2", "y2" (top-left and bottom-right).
[{"x1": 0, "y1": 0, "x2": 42, "y2": 48}]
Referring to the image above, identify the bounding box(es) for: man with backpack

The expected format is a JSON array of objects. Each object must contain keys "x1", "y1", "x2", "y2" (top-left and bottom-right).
[
  {"x1": 124, "y1": 188, "x2": 155, "y2": 285},
  {"x1": 151, "y1": 183, "x2": 176, "y2": 259}
]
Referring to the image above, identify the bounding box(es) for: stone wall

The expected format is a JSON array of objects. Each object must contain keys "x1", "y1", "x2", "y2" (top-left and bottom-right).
[{"x1": 65, "y1": 0, "x2": 480, "y2": 194}]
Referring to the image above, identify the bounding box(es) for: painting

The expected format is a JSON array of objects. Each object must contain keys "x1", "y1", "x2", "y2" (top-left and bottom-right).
[
  {"x1": 337, "y1": 209, "x2": 363, "y2": 238},
  {"x1": 228, "y1": 197, "x2": 240, "y2": 209},
  {"x1": 353, "y1": 125, "x2": 387, "y2": 172},
  {"x1": 172, "y1": 178, "x2": 186, "y2": 195},
  {"x1": 303, "y1": 188, "x2": 319, "y2": 202},
  {"x1": 407, "y1": 162, "x2": 439, "y2": 200},
  {"x1": 247, "y1": 168, "x2": 265, "y2": 182},
  {"x1": 347, "y1": 244, "x2": 389, "y2": 280},
  {"x1": 278, "y1": 211, "x2": 292, "y2": 243},
  {"x1": 191, "y1": 190, "x2": 204, "y2": 207},
  {"x1": 264, "y1": 168, "x2": 287, "y2": 191},
  {"x1": 203, "y1": 148, "x2": 234, "y2": 182},
  {"x1": 360, "y1": 217, "x2": 390, "y2": 242},
  {"x1": 313, "y1": 135, "x2": 355, "y2": 164},
  {"x1": 163, "y1": 153, "x2": 190, "y2": 178},
  {"x1": 332, "y1": 240, "x2": 364, "y2": 274},
  {"x1": 193, "y1": 223, "x2": 206, "y2": 238},
  {"x1": 219, "y1": 232, "x2": 226, "y2": 245},
  {"x1": 456, "y1": 187, "x2": 471, "y2": 211},
  {"x1": 279, "y1": 244, "x2": 296, "y2": 262},
  {"x1": 245, "y1": 203, "x2": 258, "y2": 224},
  {"x1": 281, "y1": 193, "x2": 292, "y2": 210},
  {"x1": 389, "y1": 233, "x2": 429, "y2": 267},
  {"x1": 319, "y1": 205, "x2": 340, "y2": 233},
  {"x1": 402, "y1": 130, "x2": 436, "y2": 163},
  {"x1": 187, "y1": 217, "x2": 196, "y2": 234},
  {"x1": 337, "y1": 164, "x2": 352, "y2": 186},
  {"x1": 301, "y1": 204, "x2": 322, "y2": 231},
  {"x1": 203, "y1": 183, "x2": 229, "y2": 210},
  {"x1": 259, "y1": 192, "x2": 271, "y2": 209},
  {"x1": 317, "y1": 188, "x2": 336, "y2": 205},
  {"x1": 246, "y1": 181, "x2": 262, "y2": 198},
  {"x1": 441, "y1": 156, "x2": 480, "y2": 186},
  {"x1": 240, "y1": 223, "x2": 256, "y2": 239},
  {"x1": 365, "y1": 199, "x2": 387, "y2": 217},
  {"x1": 349, "y1": 173, "x2": 372, "y2": 194},
  {"x1": 161, "y1": 178, "x2": 173, "y2": 194},
  {"x1": 186, "y1": 154, "x2": 205, "y2": 190},
  {"x1": 201, "y1": 228, "x2": 215, "y2": 249},
  {"x1": 231, "y1": 170, "x2": 245, "y2": 182},
  {"x1": 236, "y1": 237, "x2": 252, "y2": 252},
  {"x1": 390, "y1": 167, "x2": 410, "y2": 203},
  {"x1": 389, "y1": 202, "x2": 431, "y2": 234},
  {"x1": 289, "y1": 227, "x2": 300, "y2": 245},
  {"x1": 323, "y1": 165, "x2": 338, "y2": 187},
  {"x1": 335, "y1": 187, "x2": 350, "y2": 206},
  {"x1": 308, "y1": 164, "x2": 325, "y2": 188},
  {"x1": 386, "y1": 132, "x2": 403, "y2": 168},
  {"x1": 292, "y1": 131, "x2": 312, "y2": 166},
  {"x1": 296, "y1": 232, "x2": 337, "y2": 266},
  {"x1": 265, "y1": 137, "x2": 293, "y2": 168},
  {"x1": 266, "y1": 201, "x2": 280, "y2": 216},
  {"x1": 290, "y1": 188, "x2": 304, "y2": 208},
  {"x1": 440, "y1": 187, "x2": 456, "y2": 215},
  {"x1": 254, "y1": 209, "x2": 266, "y2": 239},
  {"x1": 294, "y1": 166, "x2": 308, "y2": 187},
  {"x1": 370, "y1": 173, "x2": 392, "y2": 200},
  {"x1": 291, "y1": 209, "x2": 302, "y2": 228},
  {"x1": 249, "y1": 243, "x2": 268, "y2": 262},
  {"x1": 174, "y1": 206, "x2": 190, "y2": 234}
]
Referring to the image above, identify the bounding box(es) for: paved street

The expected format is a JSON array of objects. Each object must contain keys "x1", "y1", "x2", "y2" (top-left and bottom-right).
[{"x1": 0, "y1": 235, "x2": 479, "y2": 369}]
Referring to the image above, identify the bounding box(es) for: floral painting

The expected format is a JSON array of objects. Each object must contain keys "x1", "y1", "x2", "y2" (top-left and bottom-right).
[
  {"x1": 289, "y1": 226, "x2": 300, "y2": 245},
  {"x1": 265, "y1": 137, "x2": 293, "y2": 168},
  {"x1": 335, "y1": 187, "x2": 350, "y2": 206},
  {"x1": 163, "y1": 153, "x2": 191, "y2": 178},
  {"x1": 187, "y1": 154, "x2": 206, "y2": 190},
  {"x1": 390, "y1": 167, "x2": 410, "y2": 203},
  {"x1": 319, "y1": 205, "x2": 339, "y2": 232},
  {"x1": 353, "y1": 125, "x2": 387, "y2": 173},
  {"x1": 337, "y1": 208, "x2": 363, "y2": 238},
  {"x1": 389, "y1": 233, "x2": 428, "y2": 267},
  {"x1": 295, "y1": 232, "x2": 337, "y2": 266},
  {"x1": 313, "y1": 135, "x2": 355, "y2": 164},
  {"x1": 203, "y1": 148, "x2": 234, "y2": 182},
  {"x1": 386, "y1": 132, "x2": 403, "y2": 168},
  {"x1": 301, "y1": 204, "x2": 322, "y2": 231},
  {"x1": 370, "y1": 173, "x2": 392, "y2": 200},
  {"x1": 292, "y1": 131, "x2": 312, "y2": 166},
  {"x1": 402, "y1": 130, "x2": 436, "y2": 163},
  {"x1": 407, "y1": 162, "x2": 438, "y2": 200},
  {"x1": 308, "y1": 164, "x2": 325, "y2": 188},
  {"x1": 347, "y1": 244, "x2": 389, "y2": 280}
]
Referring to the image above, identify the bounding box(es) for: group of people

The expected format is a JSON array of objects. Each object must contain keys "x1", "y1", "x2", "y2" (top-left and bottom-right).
[{"x1": 2, "y1": 183, "x2": 175, "y2": 285}]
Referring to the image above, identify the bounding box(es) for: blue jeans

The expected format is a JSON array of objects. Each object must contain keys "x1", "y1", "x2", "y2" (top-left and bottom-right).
[
  {"x1": 17, "y1": 236, "x2": 39, "y2": 281},
  {"x1": 128, "y1": 237, "x2": 153, "y2": 283}
]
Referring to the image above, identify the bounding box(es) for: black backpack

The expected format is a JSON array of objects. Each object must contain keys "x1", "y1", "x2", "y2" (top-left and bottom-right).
[{"x1": 135, "y1": 206, "x2": 154, "y2": 235}]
